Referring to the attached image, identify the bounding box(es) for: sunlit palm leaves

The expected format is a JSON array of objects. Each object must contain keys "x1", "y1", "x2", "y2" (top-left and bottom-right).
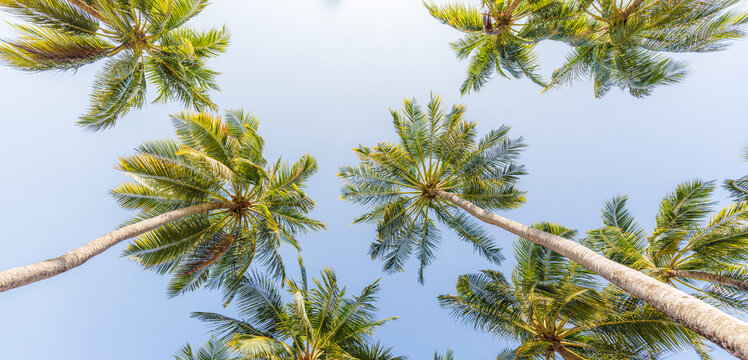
[
  {"x1": 428, "y1": 0, "x2": 747, "y2": 97},
  {"x1": 439, "y1": 223, "x2": 698, "y2": 359},
  {"x1": 546, "y1": 0, "x2": 748, "y2": 97},
  {"x1": 584, "y1": 180, "x2": 748, "y2": 311},
  {"x1": 426, "y1": 0, "x2": 575, "y2": 94},
  {"x1": 339, "y1": 94, "x2": 526, "y2": 283},
  {"x1": 724, "y1": 146, "x2": 748, "y2": 202},
  {"x1": 0, "y1": 0, "x2": 229, "y2": 130},
  {"x1": 113, "y1": 110, "x2": 324, "y2": 296},
  {"x1": 191, "y1": 261, "x2": 401, "y2": 360},
  {"x1": 174, "y1": 338, "x2": 240, "y2": 360}
]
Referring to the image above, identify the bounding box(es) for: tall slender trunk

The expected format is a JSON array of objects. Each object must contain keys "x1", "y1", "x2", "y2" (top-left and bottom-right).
[
  {"x1": 502, "y1": 0, "x2": 522, "y2": 22},
  {"x1": 432, "y1": 189, "x2": 748, "y2": 359},
  {"x1": 551, "y1": 343, "x2": 585, "y2": 360},
  {"x1": 0, "y1": 202, "x2": 232, "y2": 293},
  {"x1": 65, "y1": 0, "x2": 107, "y2": 23},
  {"x1": 620, "y1": 0, "x2": 646, "y2": 19},
  {"x1": 671, "y1": 270, "x2": 748, "y2": 291}
]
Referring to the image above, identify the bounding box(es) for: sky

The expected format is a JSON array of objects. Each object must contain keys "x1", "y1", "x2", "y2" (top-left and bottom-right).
[{"x1": 0, "y1": 0, "x2": 747, "y2": 359}]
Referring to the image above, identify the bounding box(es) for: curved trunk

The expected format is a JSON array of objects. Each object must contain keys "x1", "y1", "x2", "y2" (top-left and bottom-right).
[
  {"x1": 65, "y1": 0, "x2": 107, "y2": 23},
  {"x1": 0, "y1": 202, "x2": 232, "y2": 293},
  {"x1": 552, "y1": 343, "x2": 585, "y2": 360},
  {"x1": 671, "y1": 270, "x2": 748, "y2": 291},
  {"x1": 433, "y1": 189, "x2": 748, "y2": 359}
]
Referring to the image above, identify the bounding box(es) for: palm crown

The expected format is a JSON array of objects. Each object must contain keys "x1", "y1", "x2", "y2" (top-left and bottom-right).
[
  {"x1": 425, "y1": 0, "x2": 565, "y2": 94},
  {"x1": 440, "y1": 223, "x2": 699, "y2": 359},
  {"x1": 113, "y1": 110, "x2": 324, "y2": 296},
  {"x1": 191, "y1": 261, "x2": 402, "y2": 360},
  {"x1": 428, "y1": 0, "x2": 747, "y2": 97},
  {"x1": 584, "y1": 180, "x2": 748, "y2": 311},
  {"x1": 339, "y1": 94, "x2": 526, "y2": 283},
  {"x1": 0, "y1": 0, "x2": 229, "y2": 130}
]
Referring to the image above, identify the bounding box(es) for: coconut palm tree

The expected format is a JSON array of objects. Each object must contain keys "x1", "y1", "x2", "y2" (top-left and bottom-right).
[
  {"x1": 546, "y1": 0, "x2": 748, "y2": 97},
  {"x1": 0, "y1": 110, "x2": 324, "y2": 294},
  {"x1": 338, "y1": 94, "x2": 748, "y2": 357},
  {"x1": 339, "y1": 94, "x2": 527, "y2": 283},
  {"x1": 724, "y1": 146, "x2": 748, "y2": 202},
  {"x1": 191, "y1": 259, "x2": 402, "y2": 360},
  {"x1": 440, "y1": 223, "x2": 702, "y2": 360},
  {"x1": 174, "y1": 338, "x2": 241, "y2": 360},
  {"x1": 0, "y1": 0, "x2": 229, "y2": 130},
  {"x1": 428, "y1": 0, "x2": 747, "y2": 97},
  {"x1": 584, "y1": 180, "x2": 748, "y2": 311},
  {"x1": 426, "y1": 0, "x2": 567, "y2": 95}
]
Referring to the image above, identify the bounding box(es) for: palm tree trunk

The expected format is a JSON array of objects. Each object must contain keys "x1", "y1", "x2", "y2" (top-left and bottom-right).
[
  {"x1": 0, "y1": 202, "x2": 232, "y2": 293},
  {"x1": 671, "y1": 270, "x2": 748, "y2": 291},
  {"x1": 620, "y1": 0, "x2": 646, "y2": 19},
  {"x1": 65, "y1": 0, "x2": 107, "y2": 23},
  {"x1": 502, "y1": 0, "x2": 522, "y2": 22},
  {"x1": 551, "y1": 343, "x2": 585, "y2": 360},
  {"x1": 432, "y1": 189, "x2": 748, "y2": 359}
]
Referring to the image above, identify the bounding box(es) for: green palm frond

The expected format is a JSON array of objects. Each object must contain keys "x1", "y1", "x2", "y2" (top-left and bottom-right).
[
  {"x1": 192, "y1": 263, "x2": 400, "y2": 360},
  {"x1": 440, "y1": 223, "x2": 695, "y2": 359},
  {"x1": 0, "y1": 0, "x2": 229, "y2": 130},
  {"x1": 114, "y1": 110, "x2": 324, "y2": 297},
  {"x1": 339, "y1": 94, "x2": 526, "y2": 283}
]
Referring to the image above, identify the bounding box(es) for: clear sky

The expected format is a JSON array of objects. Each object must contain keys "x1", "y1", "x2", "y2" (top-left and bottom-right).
[{"x1": 0, "y1": 1, "x2": 747, "y2": 359}]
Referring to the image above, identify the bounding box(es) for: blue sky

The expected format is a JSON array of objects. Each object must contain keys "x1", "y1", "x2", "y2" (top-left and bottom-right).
[{"x1": 0, "y1": 0, "x2": 747, "y2": 359}]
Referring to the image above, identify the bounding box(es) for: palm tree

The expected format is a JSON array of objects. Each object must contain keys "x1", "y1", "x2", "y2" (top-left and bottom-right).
[
  {"x1": 428, "y1": 0, "x2": 747, "y2": 97},
  {"x1": 546, "y1": 0, "x2": 748, "y2": 97},
  {"x1": 426, "y1": 0, "x2": 593, "y2": 94},
  {"x1": 0, "y1": 0, "x2": 229, "y2": 130},
  {"x1": 440, "y1": 223, "x2": 701, "y2": 360},
  {"x1": 338, "y1": 94, "x2": 748, "y2": 357},
  {"x1": 174, "y1": 338, "x2": 241, "y2": 360},
  {"x1": 191, "y1": 259, "x2": 403, "y2": 360},
  {"x1": 339, "y1": 94, "x2": 527, "y2": 283},
  {"x1": 724, "y1": 146, "x2": 748, "y2": 202},
  {"x1": 0, "y1": 110, "x2": 324, "y2": 294},
  {"x1": 584, "y1": 180, "x2": 748, "y2": 311}
]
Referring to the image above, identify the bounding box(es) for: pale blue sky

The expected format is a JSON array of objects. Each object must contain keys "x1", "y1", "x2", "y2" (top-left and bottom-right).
[{"x1": 0, "y1": 1, "x2": 747, "y2": 359}]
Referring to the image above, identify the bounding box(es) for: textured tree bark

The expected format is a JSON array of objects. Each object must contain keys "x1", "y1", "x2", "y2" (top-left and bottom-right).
[
  {"x1": 0, "y1": 202, "x2": 232, "y2": 293},
  {"x1": 502, "y1": 0, "x2": 522, "y2": 22},
  {"x1": 672, "y1": 270, "x2": 748, "y2": 291},
  {"x1": 432, "y1": 189, "x2": 748, "y2": 359},
  {"x1": 552, "y1": 343, "x2": 585, "y2": 360},
  {"x1": 620, "y1": 0, "x2": 646, "y2": 19},
  {"x1": 65, "y1": 0, "x2": 107, "y2": 23}
]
